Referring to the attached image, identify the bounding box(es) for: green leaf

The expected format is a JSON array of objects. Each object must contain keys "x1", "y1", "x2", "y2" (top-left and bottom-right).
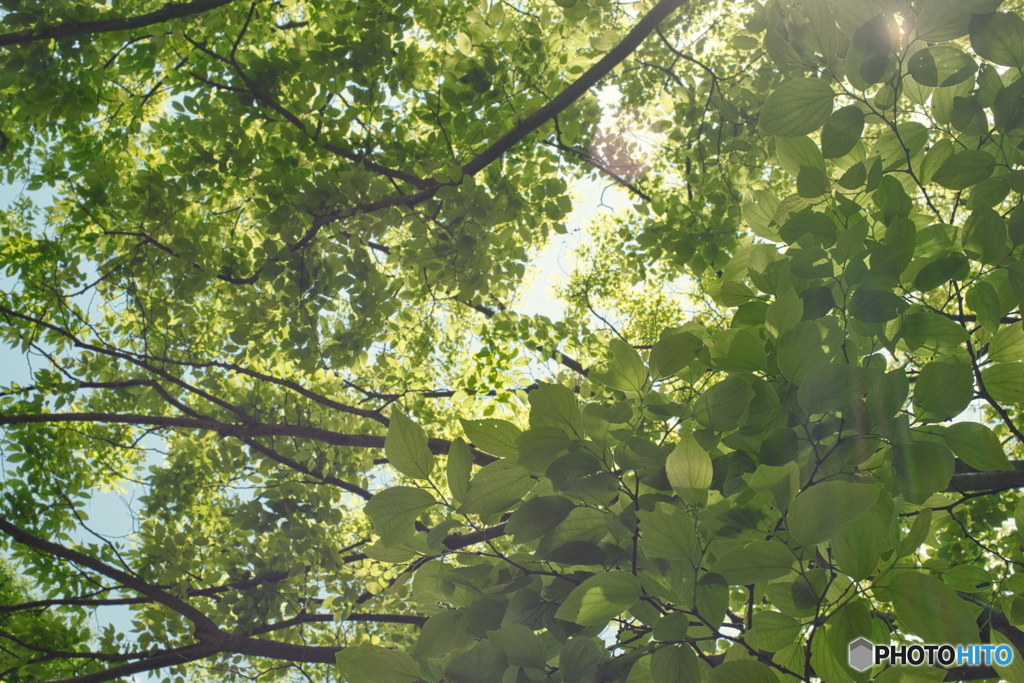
[
  {"x1": 846, "y1": 15, "x2": 893, "y2": 90},
  {"x1": 709, "y1": 540, "x2": 795, "y2": 585},
  {"x1": 707, "y1": 660, "x2": 780, "y2": 683},
  {"x1": 554, "y1": 571, "x2": 641, "y2": 626},
  {"x1": 893, "y1": 441, "x2": 956, "y2": 504},
  {"x1": 339, "y1": 645, "x2": 423, "y2": 683},
  {"x1": 849, "y1": 288, "x2": 908, "y2": 323},
  {"x1": 970, "y1": 11, "x2": 1024, "y2": 70},
  {"x1": 916, "y1": 0, "x2": 1001, "y2": 41},
  {"x1": 931, "y1": 150, "x2": 996, "y2": 190},
  {"x1": 797, "y1": 362, "x2": 869, "y2": 414},
  {"x1": 750, "y1": 611, "x2": 801, "y2": 652},
  {"x1": 708, "y1": 329, "x2": 767, "y2": 372},
  {"x1": 779, "y1": 209, "x2": 837, "y2": 246},
  {"x1": 445, "y1": 641, "x2": 506, "y2": 683},
  {"x1": 506, "y1": 496, "x2": 575, "y2": 543},
  {"x1": 759, "y1": 78, "x2": 835, "y2": 137},
  {"x1": 777, "y1": 318, "x2": 843, "y2": 383},
  {"x1": 592, "y1": 338, "x2": 646, "y2": 392},
  {"x1": 364, "y1": 487, "x2": 437, "y2": 547},
  {"x1": 536, "y1": 506, "x2": 609, "y2": 556},
  {"x1": 560, "y1": 637, "x2": 605, "y2": 683},
  {"x1": 460, "y1": 418, "x2": 521, "y2": 459},
  {"x1": 766, "y1": 288, "x2": 804, "y2": 338},
  {"x1": 529, "y1": 383, "x2": 583, "y2": 435},
  {"x1": 638, "y1": 501, "x2": 696, "y2": 559},
  {"x1": 913, "y1": 254, "x2": 969, "y2": 291},
  {"x1": 990, "y1": 323, "x2": 1024, "y2": 361},
  {"x1": 981, "y1": 362, "x2": 1024, "y2": 403},
  {"x1": 413, "y1": 611, "x2": 469, "y2": 661},
  {"x1": 386, "y1": 409, "x2": 435, "y2": 480},
  {"x1": 649, "y1": 331, "x2": 703, "y2": 378},
  {"x1": 898, "y1": 508, "x2": 932, "y2": 559},
  {"x1": 744, "y1": 462, "x2": 801, "y2": 511},
  {"x1": 486, "y1": 623, "x2": 547, "y2": 669},
  {"x1": 797, "y1": 165, "x2": 831, "y2": 198},
  {"x1": 666, "y1": 431, "x2": 714, "y2": 505},
  {"x1": 888, "y1": 572, "x2": 981, "y2": 644},
  {"x1": 775, "y1": 136, "x2": 826, "y2": 176},
  {"x1": 787, "y1": 481, "x2": 881, "y2": 546},
  {"x1": 650, "y1": 645, "x2": 699, "y2": 683},
  {"x1": 447, "y1": 438, "x2": 473, "y2": 504},
  {"x1": 943, "y1": 422, "x2": 1012, "y2": 471},
  {"x1": 459, "y1": 460, "x2": 534, "y2": 516},
  {"x1": 967, "y1": 280, "x2": 1003, "y2": 332},
  {"x1": 831, "y1": 510, "x2": 880, "y2": 580},
  {"x1": 962, "y1": 207, "x2": 1008, "y2": 264},
  {"x1": 908, "y1": 46, "x2": 977, "y2": 87},
  {"x1": 912, "y1": 355, "x2": 974, "y2": 422},
  {"x1": 693, "y1": 376, "x2": 756, "y2": 432},
  {"x1": 1016, "y1": 498, "x2": 1024, "y2": 543},
  {"x1": 821, "y1": 105, "x2": 865, "y2": 158}
]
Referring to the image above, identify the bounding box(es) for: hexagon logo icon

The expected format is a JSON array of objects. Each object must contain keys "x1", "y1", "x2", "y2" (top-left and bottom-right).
[{"x1": 848, "y1": 637, "x2": 874, "y2": 672}]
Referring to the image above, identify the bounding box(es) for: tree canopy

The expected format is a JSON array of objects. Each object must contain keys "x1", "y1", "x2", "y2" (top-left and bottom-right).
[{"x1": 4, "y1": 0, "x2": 1024, "y2": 681}]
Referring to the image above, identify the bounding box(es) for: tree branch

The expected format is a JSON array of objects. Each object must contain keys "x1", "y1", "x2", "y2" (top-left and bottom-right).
[{"x1": 0, "y1": 0, "x2": 237, "y2": 48}]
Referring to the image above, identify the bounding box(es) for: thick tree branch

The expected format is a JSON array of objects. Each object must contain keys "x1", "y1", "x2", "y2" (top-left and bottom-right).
[{"x1": 0, "y1": 0, "x2": 237, "y2": 48}]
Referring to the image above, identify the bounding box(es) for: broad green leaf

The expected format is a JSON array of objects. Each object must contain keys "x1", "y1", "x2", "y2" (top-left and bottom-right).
[
  {"x1": 708, "y1": 329, "x2": 766, "y2": 372},
  {"x1": 638, "y1": 501, "x2": 696, "y2": 559},
  {"x1": 990, "y1": 323, "x2": 1024, "y2": 361},
  {"x1": 517, "y1": 427, "x2": 571, "y2": 475},
  {"x1": 744, "y1": 462, "x2": 800, "y2": 511},
  {"x1": 872, "y1": 666, "x2": 946, "y2": 683},
  {"x1": 445, "y1": 641, "x2": 506, "y2": 683},
  {"x1": 650, "y1": 644, "x2": 699, "y2": 683},
  {"x1": 962, "y1": 207, "x2": 1008, "y2": 264},
  {"x1": 460, "y1": 418, "x2": 521, "y2": 459},
  {"x1": 707, "y1": 659, "x2": 780, "y2": 683},
  {"x1": 931, "y1": 150, "x2": 996, "y2": 190},
  {"x1": 650, "y1": 331, "x2": 703, "y2": 378},
  {"x1": 340, "y1": 645, "x2": 423, "y2": 683},
  {"x1": 1016, "y1": 498, "x2": 1024, "y2": 543},
  {"x1": 560, "y1": 637, "x2": 605, "y2": 683},
  {"x1": 787, "y1": 481, "x2": 882, "y2": 546},
  {"x1": 831, "y1": 510, "x2": 880, "y2": 580},
  {"x1": 797, "y1": 362, "x2": 868, "y2": 414},
  {"x1": 709, "y1": 540, "x2": 795, "y2": 585},
  {"x1": 529, "y1": 383, "x2": 583, "y2": 435},
  {"x1": 821, "y1": 105, "x2": 866, "y2": 158},
  {"x1": 506, "y1": 496, "x2": 575, "y2": 543},
  {"x1": 666, "y1": 431, "x2": 714, "y2": 505},
  {"x1": 414, "y1": 611, "x2": 469, "y2": 661},
  {"x1": 912, "y1": 355, "x2": 973, "y2": 422},
  {"x1": 898, "y1": 507, "x2": 932, "y2": 558},
  {"x1": 916, "y1": 0, "x2": 1001, "y2": 41},
  {"x1": 554, "y1": 571, "x2": 641, "y2": 626},
  {"x1": 364, "y1": 487, "x2": 437, "y2": 547},
  {"x1": 776, "y1": 135, "x2": 826, "y2": 176},
  {"x1": 893, "y1": 441, "x2": 955, "y2": 504},
  {"x1": 849, "y1": 288, "x2": 908, "y2": 323},
  {"x1": 779, "y1": 208, "x2": 838, "y2": 246},
  {"x1": 592, "y1": 338, "x2": 646, "y2": 392},
  {"x1": 943, "y1": 564, "x2": 993, "y2": 592},
  {"x1": 826, "y1": 601, "x2": 874, "y2": 680},
  {"x1": 750, "y1": 611, "x2": 801, "y2": 652},
  {"x1": 759, "y1": 78, "x2": 835, "y2": 137},
  {"x1": 693, "y1": 376, "x2": 756, "y2": 432},
  {"x1": 913, "y1": 254, "x2": 969, "y2": 291},
  {"x1": 447, "y1": 438, "x2": 473, "y2": 504},
  {"x1": 908, "y1": 46, "x2": 977, "y2": 87},
  {"x1": 766, "y1": 288, "x2": 803, "y2": 338},
  {"x1": 797, "y1": 165, "x2": 831, "y2": 198},
  {"x1": 777, "y1": 318, "x2": 844, "y2": 383},
  {"x1": 486, "y1": 623, "x2": 547, "y2": 669},
  {"x1": 536, "y1": 506, "x2": 609, "y2": 556},
  {"x1": 896, "y1": 306, "x2": 969, "y2": 355},
  {"x1": 847, "y1": 15, "x2": 893, "y2": 90},
  {"x1": 970, "y1": 12, "x2": 1024, "y2": 70},
  {"x1": 743, "y1": 190, "x2": 782, "y2": 240},
  {"x1": 459, "y1": 460, "x2": 534, "y2": 516},
  {"x1": 943, "y1": 422, "x2": 1012, "y2": 471},
  {"x1": 653, "y1": 612, "x2": 691, "y2": 641},
  {"x1": 981, "y1": 362, "x2": 1024, "y2": 402},
  {"x1": 386, "y1": 408, "x2": 435, "y2": 480},
  {"x1": 888, "y1": 572, "x2": 981, "y2": 644},
  {"x1": 968, "y1": 280, "x2": 1003, "y2": 332}
]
